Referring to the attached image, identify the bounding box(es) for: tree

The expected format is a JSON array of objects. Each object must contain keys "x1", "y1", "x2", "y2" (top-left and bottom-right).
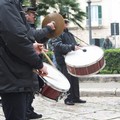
[
  {"x1": 23, "y1": 0, "x2": 86, "y2": 28},
  {"x1": 22, "y1": 0, "x2": 31, "y2": 6}
]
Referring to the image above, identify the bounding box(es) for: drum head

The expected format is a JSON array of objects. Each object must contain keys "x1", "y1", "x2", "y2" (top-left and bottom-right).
[
  {"x1": 65, "y1": 45, "x2": 104, "y2": 67},
  {"x1": 43, "y1": 62, "x2": 70, "y2": 92}
]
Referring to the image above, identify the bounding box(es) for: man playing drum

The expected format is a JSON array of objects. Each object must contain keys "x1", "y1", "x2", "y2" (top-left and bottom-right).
[
  {"x1": 24, "y1": 6, "x2": 55, "y2": 119},
  {"x1": 52, "y1": 19, "x2": 86, "y2": 105},
  {"x1": 0, "y1": 0, "x2": 50, "y2": 120}
]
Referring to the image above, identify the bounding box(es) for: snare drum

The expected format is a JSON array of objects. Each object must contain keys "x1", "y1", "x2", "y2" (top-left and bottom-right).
[
  {"x1": 39, "y1": 62, "x2": 70, "y2": 101},
  {"x1": 65, "y1": 45, "x2": 105, "y2": 77}
]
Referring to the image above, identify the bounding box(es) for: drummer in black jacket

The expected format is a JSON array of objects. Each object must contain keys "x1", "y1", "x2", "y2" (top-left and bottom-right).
[
  {"x1": 24, "y1": 6, "x2": 55, "y2": 119},
  {"x1": 0, "y1": 0, "x2": 49, "y2": 120},
  {"x1": 52, "y1": 19, "x2": 86, "y2": 105},
  {"x1": 0, "y1": 0, "x2": 55, "y2": 119}
]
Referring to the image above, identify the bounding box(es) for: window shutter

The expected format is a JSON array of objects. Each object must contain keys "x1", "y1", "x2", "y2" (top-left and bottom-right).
[
  {"x1": 98, "y1": 6, "x2": 102, "y2": 18},
  {"x1": 98, "y1": 6, "x2": 102, "y2": 25},
  {"x1": 111, "y1": 23, "x2": 119, "y2": 35}
]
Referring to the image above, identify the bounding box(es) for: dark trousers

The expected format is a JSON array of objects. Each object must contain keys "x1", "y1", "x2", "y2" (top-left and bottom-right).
[
  {"x1": 26, "y1": 92, "x2": 34, "y2": 117},
  {"x1": 1, "y1": 92, "x2": 27, "y2": 120},
  {"x1": 26, "y1": 76, "x2": 44, "y2": 118},
  {"x1": 60, "y1": 65, "x2": 80, "y2": 101}
]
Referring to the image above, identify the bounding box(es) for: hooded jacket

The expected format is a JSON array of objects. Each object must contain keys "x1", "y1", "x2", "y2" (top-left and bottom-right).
[{"x1": 0, "y1": 0, "x2": 43, "y2": 93}]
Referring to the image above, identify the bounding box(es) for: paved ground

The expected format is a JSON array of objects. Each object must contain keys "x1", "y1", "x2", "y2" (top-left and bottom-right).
[
  {"x1": 0, "y1": 81, "x2": 120, "y2": 120},
  {"x1": 1, "y1": 96, "x2": 120, "y2": 120},
  {"x1": 32, "y1": 96, "x2": 120, "y2": 120},
  {"x1": 1, "y1": 96, "x2": 120, "y2": 119}
]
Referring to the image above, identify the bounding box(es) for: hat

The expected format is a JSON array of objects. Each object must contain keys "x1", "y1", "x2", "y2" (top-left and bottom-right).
[
  {"x1": 26, "y1": 7, "x2": 37, "y2": 12},
  {"x1": 23, "y1": 6, "x2": 37, "y2": 14},
  {"x1": 64, "y1": 19, "x2": 69, "y2": 24}
]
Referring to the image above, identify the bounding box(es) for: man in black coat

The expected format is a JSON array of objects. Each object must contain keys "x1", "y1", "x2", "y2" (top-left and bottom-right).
[
  {"x1": 53, "y1": 19, "x2": 86, "y2": 105},
  {"x1": 24, "y1": 6, "x2": 55, "y2": 119},
  {"x1": 0, "y1": 0, "x2": 55, "y2": 120}
]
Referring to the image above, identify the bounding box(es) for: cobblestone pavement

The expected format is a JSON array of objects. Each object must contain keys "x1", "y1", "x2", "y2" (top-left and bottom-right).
[{"x1": 1, "y1": 96, "x2": 120, "y2": 120}]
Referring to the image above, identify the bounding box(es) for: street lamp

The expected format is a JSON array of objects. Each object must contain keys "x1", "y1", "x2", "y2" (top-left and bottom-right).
[{"x1": 87, "y1": 0, "x2": 92, "y2": 44}]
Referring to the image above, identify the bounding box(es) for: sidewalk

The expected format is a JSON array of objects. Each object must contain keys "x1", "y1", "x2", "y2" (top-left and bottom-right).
[
  {"x1": 79, "y1": 74, "x2": 120, "y2": 97},
  {"x1": 80, "y1": 82, "x2": 120, "y2": 97}
]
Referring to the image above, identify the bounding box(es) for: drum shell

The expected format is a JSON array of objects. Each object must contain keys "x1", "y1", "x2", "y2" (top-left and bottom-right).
[
  {"x1": 39, "y1": 62, "x2": 70, "y2": 101},
  {"x1": 66, "y1": 57, "x2": 105, "y2": 77},
  {"x1": 40, "y1": 83, "x2": 62, "y2": 101}
]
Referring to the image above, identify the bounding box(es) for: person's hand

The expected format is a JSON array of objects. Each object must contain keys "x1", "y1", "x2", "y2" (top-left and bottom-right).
[
  {"x1": 47, "y1": 21, "x2": 56, "y2": 30},
  {"x1": 38, "y1": 65, "x2": 48, "y2": 77},
  {"x1": 74, "y1": 45, "x2": 81, "y2": 51},
  {"x1": 33, "y1": 42, "x2": 44, "y2": 54}
]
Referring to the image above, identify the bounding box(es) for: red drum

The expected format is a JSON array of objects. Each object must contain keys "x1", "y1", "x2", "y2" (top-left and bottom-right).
[
  {"x1": 65, "y1": 45, "x2": 105, "y2": 77},
  {"x1": 39, "y1": 62, "x2": 70, "y2": 101}
]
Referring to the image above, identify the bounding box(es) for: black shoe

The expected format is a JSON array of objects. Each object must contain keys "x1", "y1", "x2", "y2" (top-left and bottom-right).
[
  {"x1": 73, "y1": 99, "x2": 86, "y2": 103},
  {"x1": 29, "y1": 112, "x2": 42, "y2": 119},
  {"x1": 64, "y1": 100, "x2": 75, "y2": 105},
  {"x1": 0, "y1": 99, "x2": 2, "y2": 103}
]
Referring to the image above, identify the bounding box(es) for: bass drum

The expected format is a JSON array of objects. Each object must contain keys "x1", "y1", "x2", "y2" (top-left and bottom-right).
[
  {"x1": 39, "y1": 62, "x2": 70, "y2": 102},
  {"x1": 65, "y1": 45, "x2": 105, "y2": 77}
]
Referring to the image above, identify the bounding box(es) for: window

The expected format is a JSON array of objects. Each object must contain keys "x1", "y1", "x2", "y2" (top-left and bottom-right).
[
  {"x1": 90, "y1": 38, "x2": 104, "y2": 47},
  {"x1": 86, "y1": 5, "x2": 102, "y2": 27}
]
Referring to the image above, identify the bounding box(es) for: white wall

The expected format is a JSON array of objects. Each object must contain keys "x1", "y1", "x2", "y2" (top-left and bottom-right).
[{"x1": 74, "y1": 0, "x2": 120, "y2": 47}]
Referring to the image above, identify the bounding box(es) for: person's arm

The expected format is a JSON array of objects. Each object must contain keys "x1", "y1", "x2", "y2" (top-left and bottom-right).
[
  {"x1": 34, "y1": 26, "x2": 54, "y2": 42},
  {"x1": 27, "y1": 26, "x2": 53, "y2": 43},
  {"x1": 52, "y1": 37, "x2": 75, "y2": 55}
]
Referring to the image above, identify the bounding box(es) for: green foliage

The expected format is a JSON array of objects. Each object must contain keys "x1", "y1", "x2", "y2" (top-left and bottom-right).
[
  {"x1": 100, "y1": 48, "x2": 120, "y2": 74},
  {"x1": 99, "y1": 70, "x2": 112, "y2": 74},
  {"x1": 23, "y1": 0, "x2": 86, "y2": 29},
  {"x1": 57, "y1": 0, "x2": 86, "y2": 28},
  {"x1": 22, "y1": 0, "x2": 31, "y2": 6},
  {"x1": 37, "y1": 3, "x2": 50, "y2": 16}
]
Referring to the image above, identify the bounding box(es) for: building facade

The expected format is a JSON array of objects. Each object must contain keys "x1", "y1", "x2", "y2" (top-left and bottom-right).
[{"x1": 69, "y1": 0, "x2": 120, "y2": 48}]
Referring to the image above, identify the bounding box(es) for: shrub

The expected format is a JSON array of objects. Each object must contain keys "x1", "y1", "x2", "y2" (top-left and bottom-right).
[{"x1": 100, "y1": 48, "x2": 120, "y2": 74}]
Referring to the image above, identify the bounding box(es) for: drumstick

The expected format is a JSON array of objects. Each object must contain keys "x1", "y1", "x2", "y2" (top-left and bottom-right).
[
  {"x1": 33, "y1": 69, "x2": 54, "y2": 79},
  {"x1": 33, "y1": 42, "x2": 56, "y2": 77},
  {"x1": 34, "y1": 41, "x2": 56, "y2": 68},
  {"x1": 72, "y1": 34, "x2": 89, "y2": 45},
  {"x1": 42, "y1": 50, "x2": 56, "y2": 68}
]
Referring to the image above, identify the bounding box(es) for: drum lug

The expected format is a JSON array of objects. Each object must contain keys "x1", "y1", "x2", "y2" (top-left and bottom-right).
[{"x1": 57, "y1": 92, "x2": 69, "y2": 101}]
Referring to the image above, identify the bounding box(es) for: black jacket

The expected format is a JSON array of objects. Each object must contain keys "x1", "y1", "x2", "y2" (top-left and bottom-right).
[
  {"x1": 0, "y1": 0, "x2": 43, "y2": 93},
  {"x1": 27, "y1": 23, "x2": 53, "y2": 43},
  {"x1": 53, "y1": 28, "x2": 77, "y2": 65}
]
